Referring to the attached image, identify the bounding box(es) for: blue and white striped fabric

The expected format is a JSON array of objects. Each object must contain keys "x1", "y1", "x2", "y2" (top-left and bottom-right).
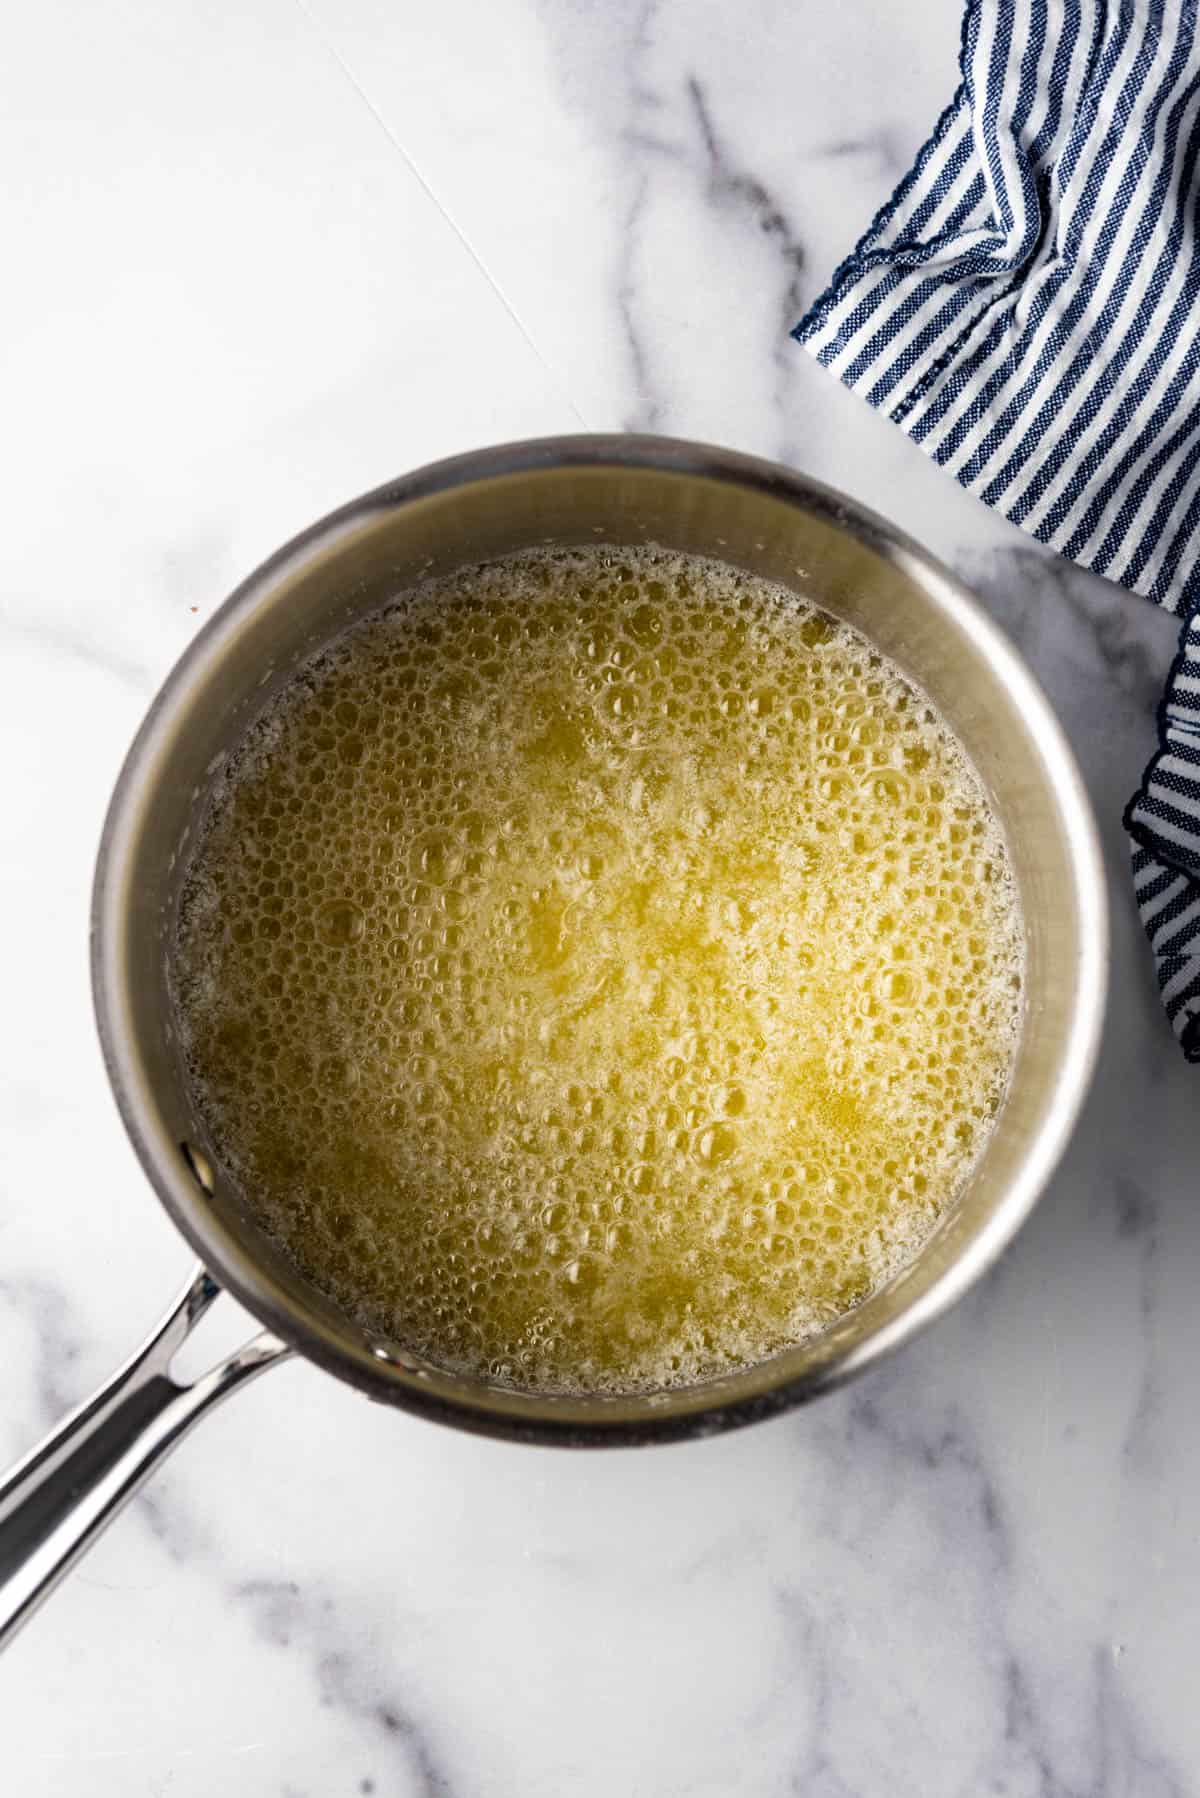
[{"x1": 795, "y1": 0, "x2": 1200, "y2": 1061}]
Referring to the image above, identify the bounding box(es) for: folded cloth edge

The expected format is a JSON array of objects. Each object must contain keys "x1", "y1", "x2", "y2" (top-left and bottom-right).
[{"x1": 791, "y1": 0, "x2": 1200, "y2": 1059}]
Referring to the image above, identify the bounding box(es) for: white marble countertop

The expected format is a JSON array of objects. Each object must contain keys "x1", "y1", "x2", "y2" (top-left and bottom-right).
[{"x1": 2, "y1": 2, "x2": 1197, "y2": 1792}]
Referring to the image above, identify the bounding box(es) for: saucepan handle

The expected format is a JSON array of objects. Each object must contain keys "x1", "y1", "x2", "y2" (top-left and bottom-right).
[{"x1": 0, "y1": 1265, "x2": 290, "y2": 1652}]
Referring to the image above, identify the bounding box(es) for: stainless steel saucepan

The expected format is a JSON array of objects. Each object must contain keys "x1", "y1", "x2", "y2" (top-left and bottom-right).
[{"x1": 0, "y1": 437, "x2": 1107, "y2": 1650}]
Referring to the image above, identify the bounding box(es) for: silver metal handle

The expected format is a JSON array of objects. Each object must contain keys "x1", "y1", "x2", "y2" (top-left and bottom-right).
[{"x1": 0, "y1": 1265, "x2": 290, "y2": 1652}]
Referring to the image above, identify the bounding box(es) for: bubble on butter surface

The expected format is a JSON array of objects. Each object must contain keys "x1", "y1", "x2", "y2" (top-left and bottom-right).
[{"x1": 172, "y1": 547, "x2": 1023, "y2": 1393}]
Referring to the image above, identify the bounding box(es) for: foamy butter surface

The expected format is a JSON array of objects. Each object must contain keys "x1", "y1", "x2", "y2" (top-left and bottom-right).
[{"x1": 174, "y1": 547, "x2": 1023, "y2": 1393}]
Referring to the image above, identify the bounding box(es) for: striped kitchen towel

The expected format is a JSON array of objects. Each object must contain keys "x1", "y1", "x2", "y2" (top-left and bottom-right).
[{"x1": 794, "y1": 0, "x2": 1200, "y2": 1061}]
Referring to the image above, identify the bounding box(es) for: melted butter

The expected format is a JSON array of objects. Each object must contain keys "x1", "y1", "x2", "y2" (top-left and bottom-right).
[{"x1": 173, "y1": 547, "x2": 1023, "y2": 1392}]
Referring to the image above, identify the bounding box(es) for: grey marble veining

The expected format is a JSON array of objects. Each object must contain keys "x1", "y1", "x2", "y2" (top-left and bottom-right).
[{"x1": 2, "y1": 1, "x2": 1197, "y2": 1794}]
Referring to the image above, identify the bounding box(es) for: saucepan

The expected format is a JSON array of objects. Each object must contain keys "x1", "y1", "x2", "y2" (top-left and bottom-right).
[{"x1": 0, "y1": 436, "x2": 1107, "y2": 1650}]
